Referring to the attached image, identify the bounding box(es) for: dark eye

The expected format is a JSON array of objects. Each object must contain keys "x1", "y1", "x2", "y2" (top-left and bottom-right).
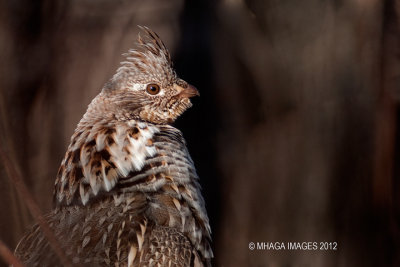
[{"x1": 146, "y1": 83, "x2": 160, "y2": 95}]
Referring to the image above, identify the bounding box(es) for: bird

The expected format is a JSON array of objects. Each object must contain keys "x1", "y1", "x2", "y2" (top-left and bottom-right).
[{"x1": 14, "y1": 26, "x2": 213, "y2": 266}]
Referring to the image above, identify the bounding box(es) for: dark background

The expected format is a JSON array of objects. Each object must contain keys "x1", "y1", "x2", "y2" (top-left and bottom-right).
[{"x1": 1, "y1": 0, "x2": 400, "y2": 266}]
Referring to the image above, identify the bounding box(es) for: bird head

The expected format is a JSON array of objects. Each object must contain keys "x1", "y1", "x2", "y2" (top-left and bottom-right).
[{"x1": 92, "y1": 26, "x2": 199, "y2": 125}]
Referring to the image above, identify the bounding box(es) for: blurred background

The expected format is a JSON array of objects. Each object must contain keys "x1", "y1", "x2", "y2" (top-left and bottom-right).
[{"x1": 0, "y1": 0, "x2": 399, "y2": 266}]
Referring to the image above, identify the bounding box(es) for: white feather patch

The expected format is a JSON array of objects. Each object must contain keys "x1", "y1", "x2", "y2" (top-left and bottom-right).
[
  {"x1": 57, "y1": 121, "x2": 160, "y2": 205},
  {"x1": 90, "y1": 174, "x2": 101, "y2": 195},
  {"x1": 96, "y1": 122, "x2": 159, "y2": 193},
  {"x1": 79, "y1": 183, "x2": 90, "y2": 205},
  {"x1": 131, "y1": 83, "x2": 144, "y2": 91},
  {"x1": 96, "y1": 133, "x2": 106, "y2": 151},
  {"x1": 128, "y1": 246, "x2": 137, "y2": 267},
  {"x1": 137, "y1": 232, "x2": 144, "y2": 251}
]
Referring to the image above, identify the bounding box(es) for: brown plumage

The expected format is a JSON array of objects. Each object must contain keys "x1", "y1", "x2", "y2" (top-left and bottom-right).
[{"x1": 15, "y1": 26, "x2": 213, "y2": 266}]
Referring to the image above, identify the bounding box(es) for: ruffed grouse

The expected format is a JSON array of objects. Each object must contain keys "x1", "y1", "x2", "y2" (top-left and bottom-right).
[{"x1": 15, "y1": 27, "x2": 213, "y2": 266}]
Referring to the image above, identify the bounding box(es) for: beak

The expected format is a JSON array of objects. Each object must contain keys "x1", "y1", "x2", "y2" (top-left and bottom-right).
[{"x1": 175, "y1": 84, "x2": 200, "y2": 98}]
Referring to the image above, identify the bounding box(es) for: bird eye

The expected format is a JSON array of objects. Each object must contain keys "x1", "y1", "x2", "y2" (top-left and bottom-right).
[{"x1": 146, "y1": 83, "x2": 160, "y2": 95}]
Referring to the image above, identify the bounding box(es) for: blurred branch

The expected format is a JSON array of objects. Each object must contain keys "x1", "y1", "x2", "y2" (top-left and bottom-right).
[
  {"x1": 0, "y1": 240, "x2": 24, "y2": 267},
  {"x1": 0, "y1": 146, "x2": 74, "y2": 267}
]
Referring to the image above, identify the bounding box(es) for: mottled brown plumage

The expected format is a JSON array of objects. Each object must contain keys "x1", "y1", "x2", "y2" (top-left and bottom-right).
[{"x1": 15, "y1": 26, "x2": 212, "y2": 266}]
